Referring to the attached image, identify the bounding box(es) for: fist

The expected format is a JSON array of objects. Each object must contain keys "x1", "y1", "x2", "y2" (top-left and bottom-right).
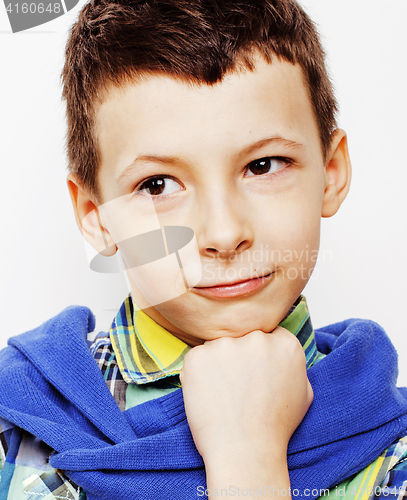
[{"x1": 180, "y1": 327, "x2": 313, "y2": 464}]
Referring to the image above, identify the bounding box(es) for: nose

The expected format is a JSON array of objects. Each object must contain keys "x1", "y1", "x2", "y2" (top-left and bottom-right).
[{"x1": 197, "y1": 190, "x2": 254, "y2": 258}]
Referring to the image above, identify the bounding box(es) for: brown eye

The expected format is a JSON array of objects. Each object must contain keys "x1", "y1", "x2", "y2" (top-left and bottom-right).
[
  {"x1": 143, "y1": 178, "x2": 165, "y2": 195},
  {"x1": 137, "y1": 176, "x2": 183, "y2": 196},
  {"x1": 246, "y1": 157, "x2": 288, "y2": 177}
]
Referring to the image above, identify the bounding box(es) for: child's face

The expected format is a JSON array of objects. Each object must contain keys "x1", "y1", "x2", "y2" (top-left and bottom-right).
[{"x1": 84, "y1": 56, "x2": 350, "y2": 346}]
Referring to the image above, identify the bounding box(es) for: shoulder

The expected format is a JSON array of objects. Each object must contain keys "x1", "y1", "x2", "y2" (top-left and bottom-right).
[
  {"x1": 314, "y1": 318, "x2": 393, "y2": 355},
  {"x1": 0, "y1": 305, "x2": 95, "y2": 376}
]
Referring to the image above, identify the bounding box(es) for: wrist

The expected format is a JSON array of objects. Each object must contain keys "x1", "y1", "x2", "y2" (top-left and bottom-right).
[
  {"x1": 201, "y1": 432, "x2": 289, "y2": 467},
  {"x1": 204, "y1": 444, "x2": 289, "y2": 492}
]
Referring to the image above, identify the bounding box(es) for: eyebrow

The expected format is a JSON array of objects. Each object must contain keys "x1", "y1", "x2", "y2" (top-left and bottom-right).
[
  {"x1": 237, "y1": 136, "x2": 304, "y2": 158},
  {"x1": 117, "y1": 155, "x2": 179, "y2": 186},
  {"x1": 117, "y1": 136, "x2": 304, "y2": 185}
]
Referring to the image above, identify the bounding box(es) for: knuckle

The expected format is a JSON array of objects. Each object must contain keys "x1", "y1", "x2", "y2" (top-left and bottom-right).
[
  {"x1": 249, "y1": 329, "x2": 264, "y2": 337},
  {"x1": 274, "y1": 328, "x2": 300, "y2": 348},
  {"x1": 215, "y1": 336, "x2": 234, "y2": 346},
  {"x1": 273, "y1": 326, "x2": 291, "y2": 336},
  {"x1": 244, "y1": 330, "x2": 270, "y2": 352},
  {"x1": 210, "y1": 336, "x2": 234, "y2": 353},
  {"x1": 271, "y1": 329, "x2": 306, "y2": 364},
  {"x1": 244, "y1": 330, "x2": 265, "y2": 343},
  {"x1": 183, "y1": 344, "x2": 204, "y2": 366}
]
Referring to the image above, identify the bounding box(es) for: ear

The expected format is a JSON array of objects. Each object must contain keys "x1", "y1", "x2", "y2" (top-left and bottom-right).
[
  {"x1": 67, "y1": 173, "x2": 117, "y2": 256},
  {"x1": 321, "y1": 129, "x2": 352, "y2": 218}
]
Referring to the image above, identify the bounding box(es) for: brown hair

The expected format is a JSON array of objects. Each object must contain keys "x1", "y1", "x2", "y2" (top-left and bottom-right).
[{"x1": 62, "y1": 0, "x2": 337, "y2": 204}]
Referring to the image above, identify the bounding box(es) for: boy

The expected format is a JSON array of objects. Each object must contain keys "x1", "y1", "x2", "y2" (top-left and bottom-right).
[{"x1": 1, "y1": 0, "x2": 407, "y2": 499}]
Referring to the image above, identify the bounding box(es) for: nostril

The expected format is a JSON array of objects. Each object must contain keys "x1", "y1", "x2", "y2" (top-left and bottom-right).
[
  {"x1": 204, "y1": 247, "x2": 218, "y2": 255},
  {"x1": 236, "y1": 240, "x2": 249, "y2": 252}
]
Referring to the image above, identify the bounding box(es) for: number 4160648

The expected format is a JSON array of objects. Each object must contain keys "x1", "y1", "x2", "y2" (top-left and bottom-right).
[{"x1": 5, "y1": 3, "x2": 61, "y2": 14}]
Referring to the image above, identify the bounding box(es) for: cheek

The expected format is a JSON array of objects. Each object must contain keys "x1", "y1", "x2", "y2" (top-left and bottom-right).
[
  {"x1": 122, "y1": 224, "x2": 203, "y2": 308},
  {"x1": 258, "y1": 195, "x2": 322, "y2": 266},
  {"x1": 127, "y1": 255, "x2": 187, "y2": 307},
  {"x1": 100, "y1": 195, "x2": 162, "y2": 244}
]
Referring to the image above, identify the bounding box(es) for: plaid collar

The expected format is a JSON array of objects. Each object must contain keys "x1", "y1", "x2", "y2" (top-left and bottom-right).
[{"x1": 109, "y1": 294, "x2": 318, "y2": 385}]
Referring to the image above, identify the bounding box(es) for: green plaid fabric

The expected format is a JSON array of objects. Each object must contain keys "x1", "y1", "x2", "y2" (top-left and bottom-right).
[{"x1": 0, "y1": 419, "x2": 82, "y2": 499}]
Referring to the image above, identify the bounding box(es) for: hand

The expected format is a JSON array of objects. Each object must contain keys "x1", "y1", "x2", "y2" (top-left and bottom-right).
[{"x1": 180, "y1": 327, "x2": 313, "y2": 495}]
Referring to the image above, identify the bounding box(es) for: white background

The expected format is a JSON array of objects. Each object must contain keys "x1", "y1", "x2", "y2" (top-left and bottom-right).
[{"x1": 1, "y1": 2, "x2": 406, "y2": 381}]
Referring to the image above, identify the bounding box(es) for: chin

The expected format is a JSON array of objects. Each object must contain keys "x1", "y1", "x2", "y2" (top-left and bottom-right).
[{"x1": 207, "y1": 317, "x2": 279, "y2": 339}]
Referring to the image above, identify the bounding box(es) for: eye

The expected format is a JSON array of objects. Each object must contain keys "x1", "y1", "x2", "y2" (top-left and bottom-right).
[
  {"x1": 136, "y1": 176, "x2": 183, "y2": 196},
  {"x1": 245, "y1": 157, "x2": 290, "y2": 177}
]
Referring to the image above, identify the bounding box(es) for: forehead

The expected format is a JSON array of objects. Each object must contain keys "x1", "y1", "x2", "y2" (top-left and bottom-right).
[{"x1": 95, "y1": 58, "x2": 321, "y2": 194}]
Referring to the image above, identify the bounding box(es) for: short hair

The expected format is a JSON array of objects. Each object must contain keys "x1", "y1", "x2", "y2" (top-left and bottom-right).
[{"x1": 62, "y1": 0, "x2": 338, "y2": 204}]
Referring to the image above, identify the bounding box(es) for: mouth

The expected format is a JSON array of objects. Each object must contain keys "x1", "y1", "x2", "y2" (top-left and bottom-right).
[{"x1": 192, "y1": 272, "x2": 274, "y2": 299}]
